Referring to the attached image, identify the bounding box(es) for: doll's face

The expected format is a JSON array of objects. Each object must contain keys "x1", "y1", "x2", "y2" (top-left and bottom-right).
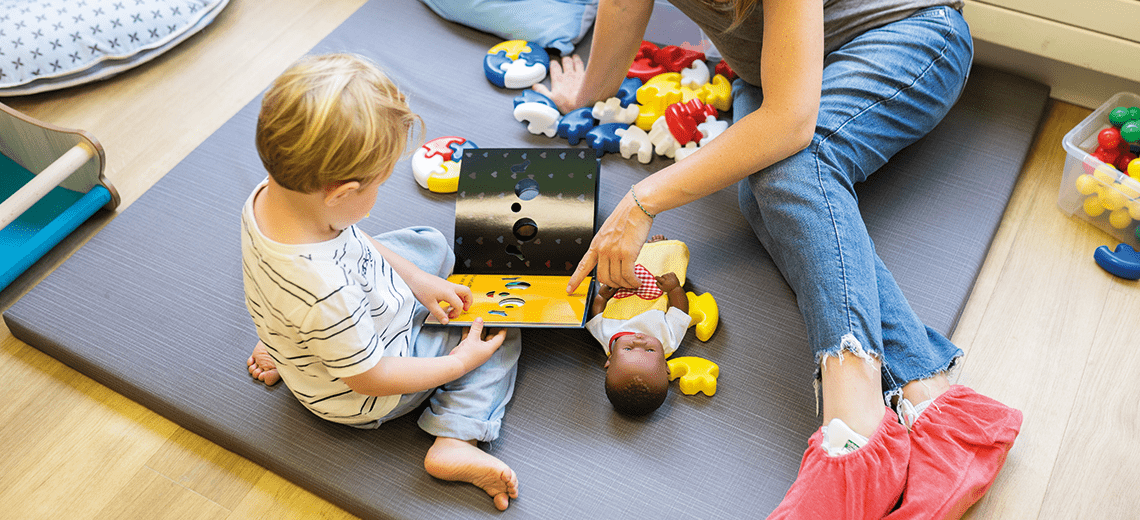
[
  {"x1": 604, "y1": 333, "x2": 670, "y2": 415},
  {"x1": 606, "y1": 333, "x2": 669, "y2": 380}
]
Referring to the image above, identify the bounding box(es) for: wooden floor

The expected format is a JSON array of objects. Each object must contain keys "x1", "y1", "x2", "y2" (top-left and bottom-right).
[{"x1": 1, "y1": 1, "x2": 1136, "y2": 518}]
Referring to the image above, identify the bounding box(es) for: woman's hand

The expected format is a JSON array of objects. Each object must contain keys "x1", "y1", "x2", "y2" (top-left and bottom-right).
[
  {"x1": 532, "y1": 55, "x2": 587, "y2": 114},
  {"x1": 568, "y1": 188, "x2": 654, "y2": 292}
]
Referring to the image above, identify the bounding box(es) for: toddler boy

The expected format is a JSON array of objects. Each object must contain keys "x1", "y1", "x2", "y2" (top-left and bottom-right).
[{"x1": 242, "y1": 53, "x2": 520, "y2": 511}]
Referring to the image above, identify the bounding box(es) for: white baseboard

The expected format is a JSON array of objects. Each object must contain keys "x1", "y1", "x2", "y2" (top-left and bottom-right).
[{"x1": 973, "y1": 39, "x2": 1140, "y2": 110}]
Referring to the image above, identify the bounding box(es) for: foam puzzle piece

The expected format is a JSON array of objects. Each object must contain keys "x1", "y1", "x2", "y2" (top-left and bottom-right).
[
  {"x1": 426, "y1": 161, "x2": 460, "y2": 193},
  {"x1": 557, "y1": 107, "x2": 596, "y2": 145},
  {"x1": 628, "y1": 41, "x2": 665, "y2": 82},
  {"x1": 652, "y1": 45, "x2": 704, "y2": 73},
  {"x1": 715, "y1": 60, "x2": 736, "y2": 81},
  {"x1": 674, "y1": 142, "x2": 699, "y2": 162},
  {"x1": 1093, "y1": 243, "x2": 1140, "y2": 280},
  {"x1": 680, "y1": 60, "x2": 710, "y2": 90},
  {"x1": 513, "y1": 89, "x2": 558, "y2": 109},
  {"x1": 700, "y1": 74, "x2": 733, "y2": 112},
  {"x1": 585, "y1": 123, "x2": 628, "y2": 157},
  {"x1": 648, "y1": 116, "x2": 681, "y2": 158},
  {"x1": 668, "y1": 356, "x2": 719, "y2": 396},
  {"x1": 698, "y1": 116, "x2": 729, "y2": 146},
  {"x1": 617, "y1": 125, "x2": 653, "y2": 164},
  {"x1": 616, "y1": 77, "x2": 643, "y2": 108},
  {"x1": 514, "y1": 102, "x2": 561, "y2": 137},
  {"x1": 592, "y1": 97, "x2": 640, "y2": 125},
  {"x1": 635, "y1": 74, "x2": 684, "y2": 131},
  {"x1": 686, "y1": 291, "x2": 719, "y2": 341},
  {"x1": 483, "y1": 40, "x2": 549, "y2": 89},
  {"x1": 412, "y1": 136, "x2": 475, "y2": 192},
  {"x1": 665, "y1": 98, "x2": 717, "y2": 146}
]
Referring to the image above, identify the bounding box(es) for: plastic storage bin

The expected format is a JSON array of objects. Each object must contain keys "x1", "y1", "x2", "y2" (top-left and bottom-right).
[{"x1": 1058, "y1": 91, "x2": 1140, "y2": 249}]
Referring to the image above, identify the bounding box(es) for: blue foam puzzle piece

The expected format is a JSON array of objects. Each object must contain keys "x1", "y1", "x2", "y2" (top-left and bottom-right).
[
  {"x1": 448, "y1": 139, "x2": 479, "y2": 160},
  {"x1": 616, "y1": 77, "x2": 642, "y2": 108},
  {"x1": 483, "y1": 51, "x2": 511, "y2": 88},
  {"x1": 517, "y1": 43, "x2": 550, "y2": 68},
  {"x1": 513, "y1": 89, "x2": 557, "y2": 109},
  {"x1": 557, "y1": 107, "x2": 595, "y2": 145},
  {"x1": 585, "y1": 123, "x2": 628, "y2": 157},
  {"x1": 1093, "y1": 243, "x2": 1140, "y2": 280}
]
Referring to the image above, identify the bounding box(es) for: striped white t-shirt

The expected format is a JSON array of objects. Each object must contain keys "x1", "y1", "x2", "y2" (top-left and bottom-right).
[{"x1": 240, "y1": 182, "x2": 417, "y2": 424}]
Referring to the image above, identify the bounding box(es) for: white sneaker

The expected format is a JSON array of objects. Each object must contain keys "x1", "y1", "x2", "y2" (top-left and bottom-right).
[
  {"x1": 821, "y1": 417, "x2": 869, "y2": 457},
  {"x1": 897, "y1": 397, "x2": 933, "y2": 430}
]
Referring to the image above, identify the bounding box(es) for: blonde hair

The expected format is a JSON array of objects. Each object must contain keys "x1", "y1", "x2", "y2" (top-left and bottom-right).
[
  {"x1": 704, "y1": 0, "x2": 758, "y2": 31},
  {"x1": 256, "y1": 53, "x2": 423, "y2": 193}
]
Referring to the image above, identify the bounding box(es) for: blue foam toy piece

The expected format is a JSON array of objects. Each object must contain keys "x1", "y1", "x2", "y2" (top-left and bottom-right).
[
  {"x1": 1093, "y1": 243, "x2": 1140, "y2": 280},
  {"x1": 513, "y1": 89, "x2": 557, "y2": 109},
  {"x1": 448, "y1": 139, "x2": 479, "y2": 159},
  {"x1": 585, "y1": 123, "x2": 628, "y2": 157},
  {"x1": 483, "y1": 51, "x2": 513, "y2": 88},
  {"x1": 616, "y1": 77, "x2": 642, "y2": 108},
  {"x1": 557, "y1": 107, "x2": 595, "y2": 145}
]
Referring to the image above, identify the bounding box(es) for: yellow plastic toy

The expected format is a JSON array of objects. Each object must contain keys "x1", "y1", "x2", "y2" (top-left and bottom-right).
[
  {"x1": 668, "y1": 356, "x2": 719, "y2": 396},
  {"x1": 686, "y1": 291, "x2": 718, "y2": 342}
]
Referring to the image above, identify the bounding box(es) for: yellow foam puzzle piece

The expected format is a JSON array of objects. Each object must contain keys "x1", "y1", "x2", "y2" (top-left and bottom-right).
[
  {"x1": 425, "y1": 160, "x2": 459, "y2": 193},
  {"x1": 668, "y1": 356, "x2": 719, "y2": 396},
  {"x1": 686, "y1": 291, "x2": 718, "y2": 342},
  {"x1": 698, "y1": 74, "x2": 733, "y2": 112},
  {"x1": 487, "y1": 40, "x2": 531, "y2": 60}
]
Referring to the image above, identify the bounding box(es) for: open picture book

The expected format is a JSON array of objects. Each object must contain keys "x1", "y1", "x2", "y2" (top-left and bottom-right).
[{"x1": 427, "y1": 147, "x2": 599, "y2": 327}]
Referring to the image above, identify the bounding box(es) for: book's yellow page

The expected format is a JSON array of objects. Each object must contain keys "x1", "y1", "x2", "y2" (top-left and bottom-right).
[{"x1": 427, "y1": 274, "x2": 592, "y2": 327}]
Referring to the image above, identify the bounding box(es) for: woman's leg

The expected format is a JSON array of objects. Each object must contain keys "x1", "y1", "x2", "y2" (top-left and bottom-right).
[
  {"x1": 738, "y1": 6, "x2": 973, "y2": 405},
  {"x1": 736, "y1": 7, "x2": 997, "y2": 518}
]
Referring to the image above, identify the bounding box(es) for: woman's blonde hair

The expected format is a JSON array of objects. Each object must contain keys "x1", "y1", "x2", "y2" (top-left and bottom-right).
[
  {"x1": 256, "y1": 53, "x2": 423, "y2": 193},
  {"x1": 704, "y1": 0, "x2": 758, "y2": 31}
]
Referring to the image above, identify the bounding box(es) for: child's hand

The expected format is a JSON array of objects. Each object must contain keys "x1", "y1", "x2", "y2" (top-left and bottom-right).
[
  {"x1": 655, "y1": 272, "x2": 681, "y2": 292},
  {"x1": 414, "y1": 275, "x2": 473, "y2": 325},
  {"x1": 450, "y1": 318, "x2": 507, "y2": 372}
]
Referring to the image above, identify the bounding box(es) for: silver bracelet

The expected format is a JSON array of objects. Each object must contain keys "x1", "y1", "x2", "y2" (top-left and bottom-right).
[{"x1": 630, "y1": 184, "x2": 656, "y2": 219}]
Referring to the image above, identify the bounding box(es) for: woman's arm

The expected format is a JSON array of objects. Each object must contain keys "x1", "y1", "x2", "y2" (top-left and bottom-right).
[
  {"x1": 534, "y1": 0, "x2": 654, "y2": 113},
  {"x1": 569, "y1": 0, "x2": 823, "y2": 291}
]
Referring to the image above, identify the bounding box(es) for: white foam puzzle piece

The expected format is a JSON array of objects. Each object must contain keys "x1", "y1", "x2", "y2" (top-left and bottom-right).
[
  {"x1": 514, "y1": 102, "x2": 561, "y2": 137},
  {"x1": 592, "y1": 97, "x2": 640, "y2": 125},
  {"x1": 649, "y1": 115, "x2": 681, "y2": 158},
  {"x1": 616, "y1": 125, "x2": 653, "y2": 164}
]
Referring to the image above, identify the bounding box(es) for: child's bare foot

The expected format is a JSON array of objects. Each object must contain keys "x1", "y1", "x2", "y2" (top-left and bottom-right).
[
  {"x1": 247, "y1": 341, "x2": 280, "y2": 386},
  {"x1": 425, "y1": 437, "x2": 519, "y2": 511}
]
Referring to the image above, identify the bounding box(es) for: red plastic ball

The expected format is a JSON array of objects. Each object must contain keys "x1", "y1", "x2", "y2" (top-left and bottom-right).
[
  {"x1": 1115, "y1": 152, "x2": 1137, "y2": 172},
  {"x1": 1099, "y1": 127, "x2": 1123, "y2": 149},
  {"x1": 1095, "y1": 145, "x2": 1121, "y2": 165}
]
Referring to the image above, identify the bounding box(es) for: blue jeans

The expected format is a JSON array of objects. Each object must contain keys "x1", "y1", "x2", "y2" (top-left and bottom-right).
[
  {"x1": 736, "y1": 6, "x2": 972, "y2": 399},
  {"x1": 357, "y1": 226, "x2": 521, "y2": 443}
]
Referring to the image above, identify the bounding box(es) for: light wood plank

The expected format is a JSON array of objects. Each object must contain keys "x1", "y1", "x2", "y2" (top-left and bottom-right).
[
  {"x1": 92, "y1": 467, "x2": 232, "y2": 520},
  {"x1": 226, "y1": 472, "x2": 359, "y2": 520},
  {"x1": 0, "y1": 336, "x2": 178, "y2": 519},
  {"x1": 145, "y1": 429, "x2": 265, "y2": 511},
  {"x1": 1036, "y1": 284, "x2": 1140, "y2": 518}
]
